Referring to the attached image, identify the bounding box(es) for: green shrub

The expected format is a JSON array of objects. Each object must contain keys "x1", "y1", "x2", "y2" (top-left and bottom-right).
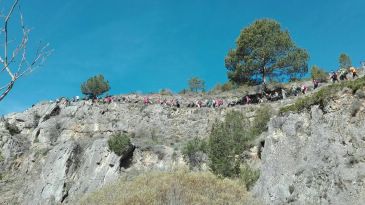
[
  {"x1": 188, "y1": 77, "x2": 205, "y2": 92},
  {"x1": 280, "y1": 76, "x2": 365, "y2": 114},
  {"x1": 208, "y1": 121, "x2": 240, "y2": 178},
  {"x1": 182, "y1": 138, "x2": 208, "y2": 168},
  {"x1": 208, "y1": 111, "x2": 251, "y2": 177},
  {"x1": 81, "y1": 74, "x2": 110, "y2": 99},
  {"x1": 207, "y1": 109, "x2": 268, "y2": 184},
  {"x1": 0, "y1": 150, "x2": 4, "y2": 162},
  {"x1": 108, "y1": 133, "x2": 132, "y2": 156},
  {"x1": 350, "y1": 100, "x2": 362, "y2": 117},
  {"x1": 221, "y1": 82, "x2": 236, "y2": 92},
  {"x1": 159, "y1": 88, "x2": 173, "y2": 95},
  {"x1": 4, "y1": 120, "x2": 20, "y2": 135},
  {"x1": 240, "y1": 163, "x2": 260, "y2": 190},
  {"x1": 178, "y1": 88, "x2": 188, "y2": 94},
  {"x1": 211, "y1": 83, "x2": 223, "y2": 92},
  {"x1": 311, "y1": 65, "x2": 328, "y2": 82},
  {"x1": 251, "y1": 106, "x2": 272, "y2": 137}
]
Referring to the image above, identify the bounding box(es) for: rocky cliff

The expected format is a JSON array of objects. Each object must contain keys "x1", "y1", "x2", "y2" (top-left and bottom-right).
[
  {"x1": 1, "y1": 81, "x2": 365, "y2": 205},
  {"x1": 0, "y1": 95, "x2": 260, "y2": 205},
  {"x1": 254, "y1": 87, "x2": 365, "y2": 205}
]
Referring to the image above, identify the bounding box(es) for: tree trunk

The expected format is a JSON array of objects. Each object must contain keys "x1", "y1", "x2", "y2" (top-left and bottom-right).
[{"x1": 262, "y1": 66, "x2": 266, "y2": 84}]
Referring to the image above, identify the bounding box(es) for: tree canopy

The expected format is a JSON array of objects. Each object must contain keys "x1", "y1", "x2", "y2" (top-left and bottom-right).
[
  {"x1": 188, "y1": 77, "x2": 205, "y2": 92},
  {"x1": 339, "y1": 53, "x2": 352, "y2": 69},
  {"x1": 311, "y1": 65, "x2": 328, "y2": 82},
  {"x1": 225, "y1": 19, "x2": 309, "y2": 85},
  {"x1": 81, "y1": 74, "x2": 110, "y2": 99}
]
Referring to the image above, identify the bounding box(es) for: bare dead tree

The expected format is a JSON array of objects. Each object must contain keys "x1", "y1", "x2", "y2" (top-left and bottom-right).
[{"x1": 0, "y1": 0, "x2": 51, "y2": 101}]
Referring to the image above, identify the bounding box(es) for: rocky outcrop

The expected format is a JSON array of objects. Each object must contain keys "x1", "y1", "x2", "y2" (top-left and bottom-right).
[
  {"x1": 0, "y1": 96, "x2": 259, "y2": 204},
  {"x1": 2, "y1": 85, "x2": 365, "y2": 205},
  {"x1": 254, "y1": 90, "x2": 365, "y2": 205}
]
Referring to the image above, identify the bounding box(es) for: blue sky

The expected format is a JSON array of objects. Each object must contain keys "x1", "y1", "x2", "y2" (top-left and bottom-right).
[{"x1": 1, "y1": 0, "x2": 364, "y2": 114}]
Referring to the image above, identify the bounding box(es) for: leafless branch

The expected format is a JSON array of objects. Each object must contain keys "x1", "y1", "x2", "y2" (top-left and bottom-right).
[{"x1": 0, "y1": 0, "x2": 51, "y2": 102}]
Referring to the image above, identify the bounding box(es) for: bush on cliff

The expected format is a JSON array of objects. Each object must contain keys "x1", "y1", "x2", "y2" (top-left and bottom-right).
[
  {"x1": 182, "y1": 137, "x2": 208, "y2": 169},
  {"x1": 208, "y1": 108, "x2": 271, "y2": 178},
  {"x1": 108, "y1": 133, "x2": 132, "y2": 156}
]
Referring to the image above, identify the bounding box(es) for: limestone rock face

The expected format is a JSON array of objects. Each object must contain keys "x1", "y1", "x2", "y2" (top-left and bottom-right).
[
  {"x1": 254, "y1": 92, "x2": 365, "y2": 205},
  {"x1": 0, "y1": 96, "x2": 257, "y2": 204},
  {"x1": 2, "y1": 89, "x2": 365, "y2": 205}
]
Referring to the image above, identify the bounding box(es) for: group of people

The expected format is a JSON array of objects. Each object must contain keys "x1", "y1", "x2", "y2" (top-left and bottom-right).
[
  {"x1": 51, "y1": 68, "x2": 362, "y2": 109},
  {"x1": 330, "y1": 67, "x2": 358, "y2": 83},
  {"x1": 48, "y1": 84, "x2": 310, "y2": 110}
]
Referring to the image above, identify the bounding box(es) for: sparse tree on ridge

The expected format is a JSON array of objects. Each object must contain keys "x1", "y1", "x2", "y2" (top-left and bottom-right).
[
  {"x1": 0, "y1": 0, "x2": 51, "y2": 101},
  {"x1": 311, "y1": 65, "x2": 328, "y2": 82},
  {"x1": 188, "y1": 77, "x2": 205, "y2": 92},
  {"x1": 339, "y1": 53, "x2": 352, "y2": 69},
  {"x1": 81, "y1": 74, "x2": 110, "y2": 99},
  {"x1": 225, "y1": 19, "x2": 309, "y2": 85}
]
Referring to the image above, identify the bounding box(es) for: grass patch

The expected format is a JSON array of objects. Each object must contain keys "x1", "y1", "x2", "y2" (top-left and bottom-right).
[
  {"x1": 0, "y1": 150, "x2": 4, "y2": 162},
  {"x1": 240, "y1": 163, "x2": 260, "y2": 190},
  {"x1": 79, "y1": 171, "x2": 258, "y2": 205},
  {"x1": 280, "y1": 76, "x2": 365, "y2": 114}
]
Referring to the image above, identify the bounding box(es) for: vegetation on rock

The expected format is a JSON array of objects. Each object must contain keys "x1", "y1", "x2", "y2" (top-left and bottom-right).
[
  {"x1": 240, "y1": 163, "x2": 260, "y2": 190},
  {"x1": 182, "y1": 137, "x2": 208, "y2": 169},
  {"x1": 79, "y1": 171, "x2": 257, "y2": 205},
  {"x1": 311, "y1": 65, "x2": 328, "y2": 82},
  {"x1": 4, "y1": 120, "x2": 20, "y2": 136},
  {"x1": 339, "y1": 53, "x2": 352, "y2": 69},
  {"x1": 208, "y1": 108, "x2": 271, "y2": 178},
  {"x1": 188, "y1": 77, "x2": 205, "y2": 92},
  {"x1": 280, "y1": 76, "x2": 365, "y2": 114},
  {"x1": 107, "y1": 133, "x2": 132, "y2": 156}
]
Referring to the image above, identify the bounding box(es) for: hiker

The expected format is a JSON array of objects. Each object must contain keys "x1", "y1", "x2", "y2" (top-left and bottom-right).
[
  {"x1": 217, "y1": 99, "x2": 223, "y2": 107},
  {"x1": 105, "y1": 96, "x2": 112, "y2": 104},
  {"x1": 330, "y1": 71, "x2": 339, "y2": 83},
  {"x1": 258, "y1": 96, "x2": 264, "y2": 103},
  {"x1": 291, "y1": 85, "x2": 297, "y2": 96},
  {"x1": 281, "y1": 89, "x2": 286, "y2": 99},
  {"x1": 175, "y1": 99, "x2": 180, "y2": 108},
  {"x1": 349, "y1": 67, "x2": 358, "y2": 79},
  {"x1": 273, "y1": 92, "x2": 279, "y2": 98},
  {"x1": 143, "y1": 96, "x2": 150, "y2": 105},
  {"x1": 313, "y1": 79, "x2": 319, "y2": 89},
  {"x1": 196, "y1": 100, "x2": 202, "y2": 108},
  {"x1": 301, "y1": 85, "x2": 308, "y2": 94},
  {"x1": 245, "y1": 96, "x2": 251, "y2": 104},
  {"x1": 339, "y1": 68, "x2": 348, "y2": 81}
]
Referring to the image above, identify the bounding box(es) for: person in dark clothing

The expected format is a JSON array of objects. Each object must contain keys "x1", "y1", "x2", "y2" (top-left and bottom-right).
[
  {"x1": 330, "y1": 71, "x2": 339, "y2": 83},
  {"x1": 313, "y1": 79, "x2": 319, "y2": 89}
]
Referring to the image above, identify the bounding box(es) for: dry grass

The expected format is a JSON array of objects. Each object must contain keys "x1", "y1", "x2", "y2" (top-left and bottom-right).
[{"x1": 79, "y1": 171, "x2": 259, "y2": 205}]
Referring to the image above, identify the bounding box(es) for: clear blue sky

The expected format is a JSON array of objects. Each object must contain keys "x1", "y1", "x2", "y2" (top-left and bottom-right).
[{"x1": 1, "y1": 0, "x2": 364, "y2": 114}]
